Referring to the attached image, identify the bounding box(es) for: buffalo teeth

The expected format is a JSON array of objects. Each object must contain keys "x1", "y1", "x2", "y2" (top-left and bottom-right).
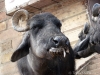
[
  {"x1": 49, "y1": 48, "x2": 67, "y2": 57},
  {"x1": 49, "y1": 47, "x2": 55, "y2": 52},
  {"x1": 63, "y1": 50, "x2": 66, "y2": 58}
]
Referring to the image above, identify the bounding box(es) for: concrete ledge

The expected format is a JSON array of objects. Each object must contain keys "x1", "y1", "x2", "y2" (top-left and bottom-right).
[
  {"x1": 76, "y1": 53, "x2": 97, "y2": 72},
  {"x1": 5, "y1": 0, "x2": 63, "y2": 16}
]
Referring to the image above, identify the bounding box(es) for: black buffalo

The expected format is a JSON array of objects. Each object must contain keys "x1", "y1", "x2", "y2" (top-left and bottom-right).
[
  {"x1": 74, "y1": 3, "x2": 100, "y2": 59},
  {"x1": 11, "y1": 9, "x2": 75, "y2": 75}
]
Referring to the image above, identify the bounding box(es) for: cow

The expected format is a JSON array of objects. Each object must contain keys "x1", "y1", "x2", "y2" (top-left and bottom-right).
[
  {"x1": 74, "y1": 3, "x2": 100, "y2": 59},
  {"x1": 11, "y1": 9, "x2": 75, "y2": 75}
]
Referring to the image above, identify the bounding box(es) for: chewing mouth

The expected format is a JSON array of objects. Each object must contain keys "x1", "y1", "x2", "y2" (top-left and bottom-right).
[{"x1": 49, "y1": 47, "x2": 69, "y2": 58}]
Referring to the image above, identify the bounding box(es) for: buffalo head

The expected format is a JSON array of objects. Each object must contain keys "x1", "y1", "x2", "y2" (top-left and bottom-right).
[
  {"x1": 74, "y1": 3, "x2": 100, "y2": 59},
  {"x1": 11, "y1": 9, "x2": 75, "y2": 75},
  {"x1": 91, "y1": 3, "x2": 100, "y2": 45}
]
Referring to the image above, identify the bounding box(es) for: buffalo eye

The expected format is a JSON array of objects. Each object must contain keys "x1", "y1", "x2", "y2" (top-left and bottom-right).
[
  {"x1": 32, "y1": 25, "x2": 38, "y2": 29},
  {"x1": 55, "y1": 21, "x2": 61, "y2": 28},
  {"x1": 32, "y1": 24, "x2": 43, "y2": 34},
  {"x1": 52, "y1": 19, "x2": 62, "y2": 28}
]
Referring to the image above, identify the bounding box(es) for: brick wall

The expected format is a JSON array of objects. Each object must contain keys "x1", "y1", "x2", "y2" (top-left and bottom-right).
[
  {"x1": 0, "y1": 0, "x2": 22, "y2": 75},
  {"x1": 1, "y1": 0, "x2": 99, "y2": 75}
]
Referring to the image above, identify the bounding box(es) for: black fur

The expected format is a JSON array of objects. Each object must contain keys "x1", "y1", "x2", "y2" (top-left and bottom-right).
[
  {"x1": 11, "y1": 12, "x2": 75, "y2": 75},
  {"x1": 74, "y1": 3, "x2": 100, "y2": 59}
]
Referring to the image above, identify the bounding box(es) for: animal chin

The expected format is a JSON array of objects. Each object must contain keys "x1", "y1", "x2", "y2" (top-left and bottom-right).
[{"x1": 49, "y1": 47, "x2": 69, "y2": 58}]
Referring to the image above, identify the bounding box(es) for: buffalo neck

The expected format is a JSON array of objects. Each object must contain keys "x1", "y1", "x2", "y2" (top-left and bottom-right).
[{"x1": 27, "y1": 50, "x2": 70, "y2": 75}]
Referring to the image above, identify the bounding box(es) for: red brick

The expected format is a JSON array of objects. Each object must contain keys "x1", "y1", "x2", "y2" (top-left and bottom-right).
[
  {"x1": 0, "y1": 22, "x2": 6, "y2": 31},
  {"x1": 6, "y1": 19, "x2": 12, "y2": 29},
  {"x1": 3, "y1": 71, "x2": 21, "y2": 75},
  {"x1": 28, "y1": 0, "x2": 39, "y2": 5},
  {"x1": 12, "y1": 35, "x2": 22, "y2": 49},
  {"x1": 0, "y1": 50, "x2": 14, "y2": 64},
  {"x1": 6, "y1": 15, "x2": 11, "y2": 20},
  {"x1": 0, "y1": 11, "x2": 6, "y2": 22},
  {"x1": 0, "y1": 0, "x2": 4, "y2": 2},
  {"x1": 0, "y1": 40, "x2": 12, "y2": 52},
  {"x1": 0, "y1": 62, "x2": 19, "y2": 75},
  {"x1": 10, "y1": 72, "x2": 20, "y2": 75},
  {"x1": 42, "y1": 4, "x2": 57, "y2": 13},
  {"x1": 29, "y1": 0, "x2": 55, "y2": 9},
  {"x1": 0, "y1": 1, "x2": 5, "y2": 11},
  {"x1": 23, "y1": 5, "x2": 39, "y2": 13},
  {"x1": 0, "y1": 46, "x2": 1, "y2": 53},
  {"x1": 0, "y1": 28, "x2": 22, "y2": 42}
]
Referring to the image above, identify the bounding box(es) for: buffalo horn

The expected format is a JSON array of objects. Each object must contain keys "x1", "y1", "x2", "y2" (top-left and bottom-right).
[{"x1": 12, "y1": 9, "x2": 30, "y2": 32}]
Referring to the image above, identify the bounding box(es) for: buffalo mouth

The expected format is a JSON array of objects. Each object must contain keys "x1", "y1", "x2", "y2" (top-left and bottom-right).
[{"x1": 49, "y1": 47, "x2": 69, "y2": 58}]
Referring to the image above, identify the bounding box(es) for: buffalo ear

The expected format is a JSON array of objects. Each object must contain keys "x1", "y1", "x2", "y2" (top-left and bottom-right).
[
  {"x1": 11, "y1": 32, "x2": 30, "y2": 62},
  {"x1": 11, "y1": 46, "x2": 29, "y2": 62}
]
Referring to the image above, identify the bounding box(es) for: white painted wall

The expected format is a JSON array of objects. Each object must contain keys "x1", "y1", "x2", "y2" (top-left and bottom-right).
[{"x1": 5, "y1": 0, "x2": 30, "y2": 11}]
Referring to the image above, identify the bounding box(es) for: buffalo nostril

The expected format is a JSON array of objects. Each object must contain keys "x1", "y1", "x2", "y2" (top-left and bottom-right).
[
  {"x1": 52, "y1": 36, "x2": 68, "y2": 47},
  {"x1": 53, "y1": 39, "x2": 59, "y2": 46},
  {"x1": 52, "y1": 36, "x2": 61, "y2": 47},
  {"x1": 91, "y1": 41, "x2": 96, "y2": 45}
]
